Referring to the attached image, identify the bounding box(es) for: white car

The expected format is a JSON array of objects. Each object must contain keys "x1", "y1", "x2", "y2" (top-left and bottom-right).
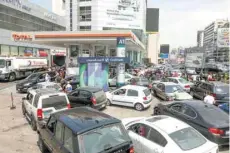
[
  {"x1": 28, "y1": 82, "x2": 62, "y2": 92},
  {"x1": 168, "y1": 77, "x2": 194, "y2": 92},
  {"x1": 22, "y1": 89, "x2": 70, "y2": 131},
  {"x1": 106, "y1": 85, "x2": 152, "y2": 111},
  {"x1": 122, "y1": 115, "x2": 219, "y2": 153},
  {"x1": 108, "y1": 73, "x2": 136, "y2": 87}
]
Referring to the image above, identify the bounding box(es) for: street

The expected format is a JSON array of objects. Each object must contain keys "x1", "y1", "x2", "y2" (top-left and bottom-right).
[{"x1": 0, "y1": 83, "x2": 228, "y2": 153}]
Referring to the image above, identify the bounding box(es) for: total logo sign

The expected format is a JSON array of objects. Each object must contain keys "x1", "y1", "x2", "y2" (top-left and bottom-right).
[{"x1": 26, "y1": 60, "x2": 47, "y2": 66}]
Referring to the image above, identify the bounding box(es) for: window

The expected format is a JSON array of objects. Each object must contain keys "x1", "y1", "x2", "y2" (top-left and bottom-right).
[
  {"x1": 33, "y1": 95, "x2": 39, "y2": 108},
  {"x1": 173, "y1": 79, "x2": 179, "y2": 84},
  {"x1": 19, "y1": 47, "x2": 26, "y2": 56},
  {"x1": 47, "y1": 116, "x2": 56, "y2": 133},
  {"x1": 80, "y1": 26, "x2": 91, "y2": 31},
  {"x1": 26, "y1": 93, "x2": 34, "y2": 104},
  {"x1": 55, "y1": 121, "x2": 63, "y2": 142},
  {"x1": 170, "y1": 104, "x2": 183, "y2": 113},
  {"x1": 182, "y1": 106, "x2": 197, "y2": 118},
  {"x1": 64, "y1": 127, "x2": 73, "y2": 153},
  {"x1": 113, "y1": 89, "x2": 126, "y2": 95},
  {"x1": 1, "y1": 45, "x2": 10, "y2": 56},
  {"x1": 79, "y1": 90, "x2": 91, "y2": 98},
  {"x1": 128, "y1": 123, "x2": 150, "y2": 138},
  {"x1": 79, "y1": 6, "x2": 91, "y2": 21},
  {"x1": 10, "y1": 46, "x2": 18, "y2": 56},
  {"x1": 147, "y1": 128, "x2": 167, "y2": 147},
  {"x1": 127, "y1": 89, "x2": 138, "y2": 97},
  {"x1": 156, "y1": 84, "x2": 163, "y2": 90}
]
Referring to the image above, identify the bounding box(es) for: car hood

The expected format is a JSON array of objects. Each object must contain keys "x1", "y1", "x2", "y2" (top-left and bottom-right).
[{"x1": 17, "y1": 79, "x2": 34, "y2": 85}]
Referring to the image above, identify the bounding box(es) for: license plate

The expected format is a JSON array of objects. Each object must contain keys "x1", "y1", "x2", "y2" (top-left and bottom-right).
[{"x1": 226, "y1": 131, "x2": 229, "y2": 135}]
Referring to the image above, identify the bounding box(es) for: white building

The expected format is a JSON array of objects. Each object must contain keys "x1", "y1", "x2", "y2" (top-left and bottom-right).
[
  {"x1": 197, "y1": 30, "x2": 204, "y2": 47},
  {"x1": 146, "y1": 33, "x2": 159, "y2": 64},
  {"x1": 52, "y1": 0, "x2": 147, "y2": 63}
]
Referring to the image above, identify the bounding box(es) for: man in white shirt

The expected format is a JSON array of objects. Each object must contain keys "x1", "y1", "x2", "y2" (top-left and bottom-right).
[{"x1": 204, "y1": 92, "x2": 215, "y2": 105}]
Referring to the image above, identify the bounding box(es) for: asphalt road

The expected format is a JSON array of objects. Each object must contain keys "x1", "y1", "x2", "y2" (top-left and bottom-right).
[{"x1": 0, "y1": 85, "x2": 228, "y2": 153}]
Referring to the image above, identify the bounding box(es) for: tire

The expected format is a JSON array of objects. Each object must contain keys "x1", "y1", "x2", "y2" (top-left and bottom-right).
[
  {"x1": 38, "y1": 134, "x2": 48, "y2": 153},
  {"x1": 9, "y1": 73, "x2": 16, "y2": 82},
  {"x1": 31, "y1": 117, "x2": 37, "y2": 131},
  {"x1": 22, "y1": 103, "x2": 26, "y2": 116},
  {"x1": 135, "y1": 103, "x2": 144, "y2": 111},
  {"x1": 107, "y1": 99, "x2": 112, "y2": 106},
  {"x1": 154, "y1": 107, "x2": 160, "y2": 115}
]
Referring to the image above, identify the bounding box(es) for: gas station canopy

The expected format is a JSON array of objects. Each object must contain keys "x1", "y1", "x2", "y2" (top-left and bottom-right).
[{"x1": 11, "y1": 30, "x2": 145, "y2": 50}]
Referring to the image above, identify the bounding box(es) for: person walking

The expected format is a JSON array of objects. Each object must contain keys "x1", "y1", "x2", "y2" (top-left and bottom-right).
[
  {"x1": 65, "y1": 82, "x2": 72, "y2": 93},
  {"x1": 204, "y1": 91, "x2": 215, "y2": 105}
]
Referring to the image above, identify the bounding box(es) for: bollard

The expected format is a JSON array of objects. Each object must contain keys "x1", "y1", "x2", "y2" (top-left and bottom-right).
[{"x1": 10, "y1": 92, "x2": 16, "y2": 110}]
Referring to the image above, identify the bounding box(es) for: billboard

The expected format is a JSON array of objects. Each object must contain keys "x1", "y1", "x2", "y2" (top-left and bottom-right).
[
  {"x1": 146, "y1": 8, "x2": 159, "y2": 32},
  {"x1": 217, "y1": 28, "x2": 229, "y2": 48},
  {"x1": 100, "y1": 0, "x2": 146, "y2": 30},
  {"x1": 185, "y1": 53, "x2": 204, "y2": 68},
  {"x1": 160, "y1": 44, "x2": 170, "y2": 54},
  {"x1": 159, "y1": 53, "x2": 169, "y2": 59}
]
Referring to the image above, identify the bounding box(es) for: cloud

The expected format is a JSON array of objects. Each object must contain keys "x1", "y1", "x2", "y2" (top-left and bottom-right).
[{"x1": 148, "y1": 0, "x2": 230, "y2": 49}]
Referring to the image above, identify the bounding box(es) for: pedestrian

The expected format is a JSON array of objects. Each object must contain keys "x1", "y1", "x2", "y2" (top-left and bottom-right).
[
  {"x1": 204, "y1": 91, "x2": 215, "y2": 105},
  {"x1": 45, "y1": 73, "x2": 51, "y2": 82},
  {"x1": 65, "y1": 82, "x2": 72, "y2": 93},
  {"x1": 207, "y1": 73, "x2": 213, "y2": 81}
]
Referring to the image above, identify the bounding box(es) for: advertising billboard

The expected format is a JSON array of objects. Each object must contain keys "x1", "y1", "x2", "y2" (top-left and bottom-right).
[
  {"x1": 160, "y1": 44, "x2": 170, "y2": 54},
  {"x1": 146, "y1": 8, "x2": 159, "y2": 32},
  {"x1": 217, "y1": 28, "x2": 229, "y2": 48},
  {"x1": 185, "y1": 53, "x2": 204, "y2": 68},
  {"x1": 100, "y1": 0, "x2": 145, "y2": 30}
]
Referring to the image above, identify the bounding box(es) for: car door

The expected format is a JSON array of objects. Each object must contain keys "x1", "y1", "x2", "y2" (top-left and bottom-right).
[
  {"x1": 197, "y1": 83, "x2": 207, "y2": 99},
  {"x1": 155, "y1": 83, "x2": 163, "y2": 98},
  {"x1": 68, "y1": 90, "x2": 85, "y2": 107},
  {"x1": 78, "y1": 90, "x2": 92, "y2": 106},
  {"x1": 111, "y1": 88, "x2": 127, "y2": 106},
  {"x1": 123, "y1": 89, "x2": 139, "y2": 107},
  {"x1": 167, "y1": 103, "x2": 184, "y2": 119},
  {"x1": 24, "y1": 93, "x2": 34, "y2": 116}
]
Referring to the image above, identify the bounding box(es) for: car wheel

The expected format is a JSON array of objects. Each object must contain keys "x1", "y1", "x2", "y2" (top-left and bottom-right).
[
  {"x1": 135, "y1": 103, "x2": 144, "y2": 111},
  {"x1": 9, "y1": 73, "x2": 16, "y2": 82},
  {"x1": 31, "y1": 117, "x2": 37, "y2": 131},
  {"x1": 154, "y1": 107, "x2": 160, "y2": 115},
  {"x1": 38, "y1": 134, "x2": 48, "y2": 153},
  {"x1": 107, "y1": 99, "x2": 112, "y2": 106}
]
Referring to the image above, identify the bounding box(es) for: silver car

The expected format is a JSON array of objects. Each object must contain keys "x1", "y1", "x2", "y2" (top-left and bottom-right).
[{"x1": 168, "y1": 77, "x2": 194, "y2": 92}]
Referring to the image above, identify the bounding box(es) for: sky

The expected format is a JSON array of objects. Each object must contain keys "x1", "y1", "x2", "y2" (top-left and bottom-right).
[{"x1": 30, "y1": 0, "x2": 230, "y2": 49}]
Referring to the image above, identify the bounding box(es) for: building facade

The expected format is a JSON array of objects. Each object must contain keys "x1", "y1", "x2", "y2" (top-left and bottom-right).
[
  {"x1": 0, "y1": 0, "x2": 65, "y2": 57},
  {"x1": 197, "y1": 30, "x2": 204, "y2": 47},
  {"x1": 52, "y1": 0, "x2": 147, "y2": 63}
]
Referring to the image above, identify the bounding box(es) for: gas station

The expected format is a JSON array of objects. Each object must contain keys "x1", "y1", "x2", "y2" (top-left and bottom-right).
[{"x1": 11, "y1": 30, "x2": 145, "y2": 91}]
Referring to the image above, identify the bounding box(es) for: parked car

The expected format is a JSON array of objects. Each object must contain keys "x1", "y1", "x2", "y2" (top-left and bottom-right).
[
  {"x1": 106, "y1": 85, "x2": 152, "y2": 111},
  {"x1": 129, "y1": 77, "x2": 152, "y2": 90},
  {"x1": 186, "y1": 68, "x2": 197, "y2": 74},
  {"x1": 16, "y1": 71, "x2": 56, "y2": 93},
  {"x1": 218, "y1": 103, "x2": 229, "y2": 114},
  {"x1": 152, "y1": 82, "x2": 193, "y2": 101},
  {"x1": 190, "y1": 81, "x2": 229, "y2": 104},
  {"x1": 153, "y1": 100, "x2": 229, "y2": 146},
  {"x1": 28, "y1": 82, "x2": 62, "y2": 92},
  {"x1": 108, "y1": 73, "x2": 136, "y2": 87},
  {"x1": 166, "y1": 69, "x2": 182, "y2": 77},
  {"x1": 63, "y1": 75, "x2": 80, "y2": 90},
  {"x1": 22, "y1": 89, "x2": 70, "y2": 131},
  {"x1": 122, "y1": 115, "x2": 218, "y2": 153},
  {"x1": 37, "y1": 107, "x2": 134, "y2": 153},
  {"x1": 168, "y1": 77, "x2": 194, "y2": 92},
  {"x1": 68, "y1": 87, "x2": 107, "y2": 110}
]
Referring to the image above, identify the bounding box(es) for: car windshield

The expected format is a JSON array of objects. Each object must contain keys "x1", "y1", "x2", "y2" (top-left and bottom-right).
[
  {"x1": 26, "y1": 73, "x2": 39, "y2": 80},
  {"x1": 215, "y1": 86, "x2": 229, "y2": 94},
  {"x1": 178, "y1": 78, "x2": 189, "y2": 84},
  {"x1": 166, "y1": 85, "x2": 183, "y2": 93},
  {"x1": 169, "y1": 127, "x2": 206, "y2": 151},
  {"x1": 42, "y1": 95, "x2": 67, "y2": 109},
  {"x1": 0, "y1": 59, "x2": 5, "y2": 68},
  {"x1": 79, "y1": 123, "x2": 131, "y2": 153}
]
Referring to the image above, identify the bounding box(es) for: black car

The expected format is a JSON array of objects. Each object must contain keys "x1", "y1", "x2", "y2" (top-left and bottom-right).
[
  {"x1": 190, "y1": 81, "x2": 229, "y2": 104},
  {"x1": 129, "y1": 77, "x2": 152, "y2": 90},
  {"x1": 153, "y1": 100, "x2": 229, "y2": 146},
  {"x1": 37, "y1": 107, "x2": 133, "y2": 153},
  {"x1": 16, "y1": 71, "x2": 56, "y2": 93},
  {"x1": 68, "y1": 87, "x2": 108, "y2": 110},
  {"x1": 62, "y1": 75, "x2": 80, "y2": 90}
]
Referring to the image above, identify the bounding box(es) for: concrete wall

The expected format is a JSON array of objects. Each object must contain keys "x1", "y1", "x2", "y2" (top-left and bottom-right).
[
  {"x1": 52, "y1": 0, "x2": 66, "y2": 16},
  {"x1": 147, "y1": 33, "x2": 159, "y2": 64}
]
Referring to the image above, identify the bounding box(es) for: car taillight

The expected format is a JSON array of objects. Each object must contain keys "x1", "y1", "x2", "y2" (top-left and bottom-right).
[
  {"x1": 209, "y1": 128, "x2": 224, "y2": 136},
  {"x1": 143, "y1": 97, "x2": 147, "y2": 100},
  {"x1": 91, "y1": 97, "x2": 97, "y2": 105},
  {"x1": 184, "y1": 85, "x2": 190, "y2": 88},
  {"x1": 148, "y1": 84, "x2": 152, "y2": 88},
  {"x1": 37, "y1": 109, "x2": 43, "y2": 120},
  {"x1": 67, "y1": 104, "x2": 71, "y2": 109},
  {"x1": 129, "y1": 146, "x2": 134, "y2": 153},
  {"x1": 212, "y1": 93, "x2": 216, "y2": 99}
]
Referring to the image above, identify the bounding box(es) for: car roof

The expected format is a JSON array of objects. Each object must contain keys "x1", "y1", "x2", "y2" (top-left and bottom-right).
[
  {"x1": 37, "y1": 82, "x2": 58, "y2": 86},
  {"x1": 121, "y1": 85, "x2": 148, "y2": 90},
  {"x1": 159, "y1": 82, "x2": 177, "y2": 86},
  {"x1": 77, "y1": 87, "x2": 102, "y2": 93},
  {"x1": 168, "y1": 77, "x2": 181, "y2": 79},
  {"x1": 54, "y1": 107, "x2": 121, "y2": 134},
  {"x1": 144, "y1": 115, "x2": 189, "y2": 134},
  {"x1": 30, "y1": 88, "x2": 63, "y2": 96}
]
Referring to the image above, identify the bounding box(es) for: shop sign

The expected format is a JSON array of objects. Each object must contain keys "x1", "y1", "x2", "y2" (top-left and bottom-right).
[
  {"x1": 51, "y1": 50, "x2": 66, "y2": 56},
  {"x1": 12, "y1": 34, "x2": 33, "y2": 41},
  {"x1": 1, "y1": 0, "x2": 31, "y2": 12},
  {"x1": 44, "y1": 12, "x2": 57, "y2": 21},
  {"x1": 78, "y1": 57, "x2": 130, "y2": 63}
]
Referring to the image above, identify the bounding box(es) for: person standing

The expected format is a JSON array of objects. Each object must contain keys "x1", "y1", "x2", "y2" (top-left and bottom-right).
[
  {"x1": 204, "y1": 92, "x2": 215, "y2": 105},
  {"x1": 65, "y1": 82, "x2": 72, "y2": 93}
]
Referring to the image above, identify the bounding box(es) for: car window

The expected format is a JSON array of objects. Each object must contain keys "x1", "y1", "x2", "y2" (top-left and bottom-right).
[
  {"x1": 47, "y1": 116, "x2": 56, "y2": 133},
  {"x1": 33, "y1": 95, "x2": 39, "y2": 108},
  {"x1": 170, "y1": 104, "x2": 183, "y2": 113},
  {"x1": 26, "y1": 93, "x2": 33, "y2": 104},
  {"x1": 173, "y1": 79, "x2": 179, "y2": 84},
  {"x1": 64, "y1": 127, "x2": 73, "y2": 153},
  {"x1": 55, "y1": 121, "x2": 63, "y2": 142},
  {"x1": 165, "y1": 85, "x2": 183, "y2": 93},
  {"x1": 79, "y1": 90, "x2": 91, "y2": 98},
  {"x1": 156, "y1": 84, "x2": 163, "y2": 90},
  {"x1": 143, "y1": 89, "x2": 151, "y2": 96},
  {"x1": 200, "y1": 83, "x2": 207, "y2": 89},
  {"x1": 215, "y1": 85, "x2": 229, "y2": 94},
  {"x1": 128, "y1": 123, "x2": 150, "y2": 138},
  {"x1": 147, "y1": 127, "x2": 167, "y2": 147},
  {"x1": 113, "y1": 89, "x2": 127, "y2": 96},
  {"x1": 42, "y1": 96, "x2": 68, "y2": 109},
  {"x1": 125, "y1": 75, "x2": 131, "y2": 79},
  {"x1": 71, "y1": 91, "x2": 79, "y2": 97},
  {"x1": 182, "y1": 106, "x2": 197, "y2": 118},
  {"x1": 178, "y1": 78, "x2": 189, "y2": 84},
  {"x1": 127, "y1": 89, "x2": 138, "y2": 97}
]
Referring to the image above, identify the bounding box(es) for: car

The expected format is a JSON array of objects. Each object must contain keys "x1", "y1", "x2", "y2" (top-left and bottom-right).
[
  {"x1": 16, "y1": 71, "x2": 56, "y2": 93},
  {"x1": 106, "y1": 85, "x2": 152, "y2": 111},
  {"x1": 190, "y1": 81, "x2": 229, "y2": 104},
  {"x1": 186, "y1": 68, "x2": 197, "y2": 74},
  {"x1": 168, "y1": 77, "x2": 194, "y2": 92},
  {"x1": 22, "y1": 89, "x2": 70, "y2": 131},
  {"x1": 108, "y1": 73, "x2": 136, "y2": 87},
  {"x1": 62, "y1": 75, "x2": 80, "y2": 90},
  {"x1": 153, "y1": 100, "x2": 229, "y2": 146},
  {"x1": 68, "y1": 87, "x2": 107, "y2": 110},
  {"x1": 37, "y1": 107, "x2": 134, "y2": 153},
  {"x1": 122, "y1": 115, "x2": 219, "y2": 153},
  {"x1": 218, "y1": 103, "x2": 229, "y2": 114},
  {"x1": 152, "y1": 82, "x2": 193, "y2": 101},
  {"x1": 28, "y1": 82, "x2": 62, "y2": 92},
  {"x1": 129, "y1": 77, "x2": 152, "y2": 90},
  {"x1": 166, "y1": 69, "x2": 182, "y2": 77}
]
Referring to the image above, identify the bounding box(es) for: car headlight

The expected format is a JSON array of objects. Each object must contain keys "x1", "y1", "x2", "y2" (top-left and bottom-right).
[{"x1": 24, "y1": 83, "x2": 32, "y2": 86}]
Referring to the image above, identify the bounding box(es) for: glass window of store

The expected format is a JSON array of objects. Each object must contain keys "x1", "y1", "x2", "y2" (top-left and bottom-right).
[
  {"x1": 1, "y1": 45, "x2": 10, "y2": 56},
  {"x1": 95, "y1": 46, "x2": 106, "y2": 57},
  {"x1": 10, "y1": 46, "x2": 18, "y2": 56},
  {"x1": 110, "y1": 49, "x2": 116, "y2": 57},
  {"x1": 19, "y1": 47, "x2": 26, "y2": 56}
]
